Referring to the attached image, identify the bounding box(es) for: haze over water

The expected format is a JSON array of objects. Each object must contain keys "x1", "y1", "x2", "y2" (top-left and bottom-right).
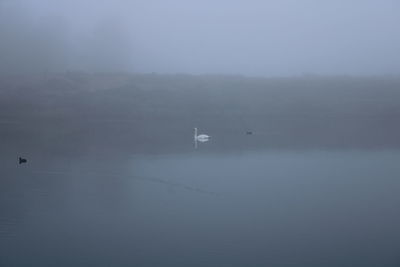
[{"x1": 1, "y1": 0, "x2": 400, "y2": 266}]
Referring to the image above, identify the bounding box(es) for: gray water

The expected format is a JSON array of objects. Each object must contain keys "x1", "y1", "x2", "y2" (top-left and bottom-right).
[{"x1": 1, "y1": 148, "x2": 400, "y2": 266}]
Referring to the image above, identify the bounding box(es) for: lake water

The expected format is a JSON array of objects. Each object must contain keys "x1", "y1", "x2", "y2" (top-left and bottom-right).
[{"x1": 1, "y1": 147, "x2": 400, "y2": 266}]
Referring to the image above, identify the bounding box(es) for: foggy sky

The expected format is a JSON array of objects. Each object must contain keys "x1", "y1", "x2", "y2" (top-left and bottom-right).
[{"x1": 1, "y1": 0, "x2": 399, "y2": 76}]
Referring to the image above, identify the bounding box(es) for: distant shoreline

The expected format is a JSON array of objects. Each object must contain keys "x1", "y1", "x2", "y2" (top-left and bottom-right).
[{"x1": 1, "y1": 73, "x2": 400, "y2": 155}]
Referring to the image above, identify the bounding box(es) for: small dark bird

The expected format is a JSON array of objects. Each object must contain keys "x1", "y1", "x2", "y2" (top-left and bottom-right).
[
  {"x1": 246, "y1": 131, "x2": 253, "y2": 135},
  {"x1": 19, "y1": 157, "x2": 27, "y2": 164}
]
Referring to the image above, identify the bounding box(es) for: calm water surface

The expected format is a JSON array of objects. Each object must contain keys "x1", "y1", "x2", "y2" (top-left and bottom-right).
[{"x1": 1, "y1": 148, "x2": 400, "y2": 266}]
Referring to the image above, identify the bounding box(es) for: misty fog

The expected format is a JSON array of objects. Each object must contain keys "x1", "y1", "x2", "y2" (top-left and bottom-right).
[
  {"x1": 1, "y1": 0, "x2": 400, "y2": 76},
  {"x1": 2, "y1": 1, "x2": 400, "y2": 267}
]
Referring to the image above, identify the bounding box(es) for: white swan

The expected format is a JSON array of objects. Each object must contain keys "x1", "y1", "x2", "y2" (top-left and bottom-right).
[
  {"x1": 194, "y1": 128, "x2": 210, "y2": 148},
  {"x1": 194, "y1": 127, "x2": 210, "y2": 142}
]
